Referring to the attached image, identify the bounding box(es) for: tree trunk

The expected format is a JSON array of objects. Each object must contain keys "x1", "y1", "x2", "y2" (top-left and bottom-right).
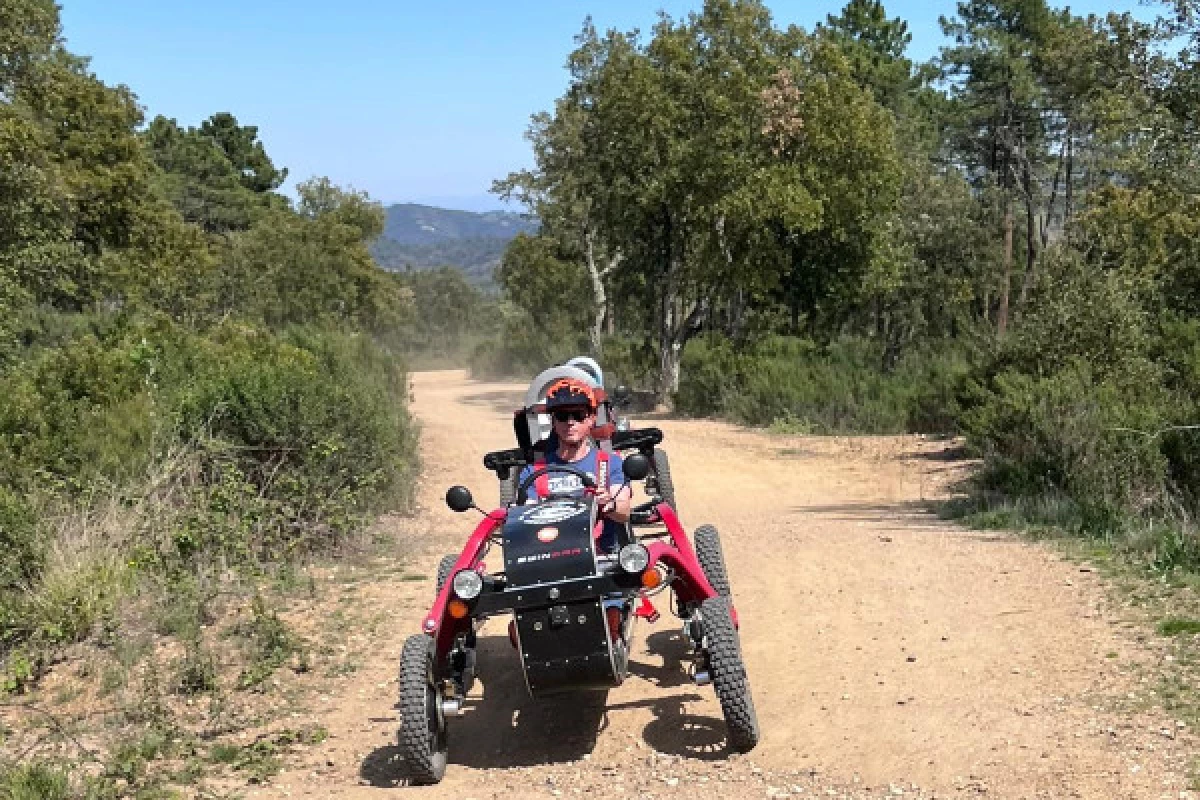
[
  {"x1": 729, "y1": 288, "x2": 746, "y2": 340},
  {"x1": 1064, "y1": 130, "x2": 1075, "y2": 236},
  {"x1": 1018, "y1": 161, "x2": 1039, "y2": 310},
  {"x1": 998, "y1": 197, "x2": 1013, "y2": 337},
  {"x1": 583, "y1": 228, "x2": 621, "y2": 356},
  {"x1": 584, "y1": 230, "x2": 605, "y2": 355},
  {"x1": 658, "y1": 335, "x2": 683, "y2": 407},
  {"x1": 657, "y1": 263, "x2": 680, "y2": 404}
]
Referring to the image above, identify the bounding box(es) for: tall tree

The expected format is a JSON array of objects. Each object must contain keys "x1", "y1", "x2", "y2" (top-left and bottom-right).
[
  {"x1": 199, "y1": 112, "x2": 288, "y2": 193},
  {"x1": 939, "y1": 0, "x2": 1052, "y2": 335},
  {"x1": 818, "y1": 0, "x2": 915, "y2": 110}
]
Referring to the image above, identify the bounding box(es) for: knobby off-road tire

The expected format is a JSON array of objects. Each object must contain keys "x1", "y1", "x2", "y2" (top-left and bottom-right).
[
  {"x1": 694, "y1": 524, "x2": 731, "y2": 598},
  {"x1": 700, "y1": 596, "x2": 760, "y2": 753},
  {"x1": 650, "y1": 449, "x2": 676, "y2": 511},
  {"x1": 397, "y1": 634, "x2": 448, "y2": 784},
  {"x1": 435, "y1": 554, "x2": 458, "y2": 598}
]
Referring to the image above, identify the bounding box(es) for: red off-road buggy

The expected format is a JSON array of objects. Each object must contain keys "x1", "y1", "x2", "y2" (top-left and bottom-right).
[{"x1": 395, "y1": 365, "x2": 759, "y2": 784}]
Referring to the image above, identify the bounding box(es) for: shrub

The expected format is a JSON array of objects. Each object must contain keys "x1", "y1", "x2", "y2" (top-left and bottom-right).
[
  {"x1": 0, "y1": 761, "x2": 72, "y2": 800},
  {"x1": 468, "y1": 314, "x2": 586, "y2": 380},
  {"x1": 676, "y1": 334, "x2": 969, "y2": 434},
  {"x1": 0, "y1": 489, "x2": 40, "y2": 595},
  {"x1": 0, "y1": 317, "x2": 417, "y2": 665},
  {"x1": 960, "y1": 362, "x2": 1170, "y2": 534}
]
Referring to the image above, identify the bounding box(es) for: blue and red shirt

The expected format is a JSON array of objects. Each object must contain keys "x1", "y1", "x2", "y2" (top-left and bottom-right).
[{"x1": 519, "y1": 445, "x2": 625, "y2": 553}]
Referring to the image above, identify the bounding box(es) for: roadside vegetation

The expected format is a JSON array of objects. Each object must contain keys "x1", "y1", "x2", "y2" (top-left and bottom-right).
[
  {"x1": 0, "y1": 2, "x2": 426, "y2": 794},
  {"x1": 479, "y1": 0, "x2": 1200, "y2": 713}
]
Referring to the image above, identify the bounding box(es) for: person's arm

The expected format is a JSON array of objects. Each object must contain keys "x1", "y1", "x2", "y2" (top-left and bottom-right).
[
  {"x1": 597, "y1": 456, "x2": 631, "y2": 522},
  {"x1": 602, "y1": 482, "x2": 632, "y2": 522},
  {"x1": 517, "y1": 464, "x2": 537, "y2": 504}
]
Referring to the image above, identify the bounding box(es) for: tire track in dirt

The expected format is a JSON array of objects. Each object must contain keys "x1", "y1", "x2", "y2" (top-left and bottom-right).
[{"x1": 259, "y1": 370, "x2": 1196, "y2": 800}]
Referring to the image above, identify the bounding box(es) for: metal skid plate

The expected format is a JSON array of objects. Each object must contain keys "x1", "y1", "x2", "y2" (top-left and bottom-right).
[{"x1": 516, "y1": 598, "x2": 617, "y2": 695}]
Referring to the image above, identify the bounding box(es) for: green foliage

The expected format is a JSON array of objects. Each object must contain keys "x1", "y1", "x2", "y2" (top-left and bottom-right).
[
  {"x1": 144, "y1": 115, "x2": 264, "y2": 234},
  {"x1": 199, "y1": 112, "x2": 287, "y2": 194},
  {"x1": 496, "y1": 234, "x2": 591, "y2": 334},
  {"x1": 1159, "y1": 616, "x2": 1200, "y2": 637},
  {"x1": 391, "y1": 266, "x2": 499, "y2": 358},
  {"x1": 0, "y1": 318, "x2": 416, "y2": 662},
  {"x1": 961, "y1": 364, "x2": 1167, "y2": 518},
  {"x1": 219, "y1": 193, "x2": 407, "y2": 333},
  {"x1": 497, "y1": 0, "x2": 905, "y2": 396},
  {"x1": 0, "y1": 489, "x2": 40, "y2": 596},
  {"x1": 468, "y1": 307, "x2": 587, "y2": 380},
  {"x1": 234, "y1": 595, "x2": 300, "y2": 689},
  {"x1": 207, "y1": 726, "x2": 327, "y2": 783},
  {"x1": 818, "y1": 0, "x2": 916, "y2": 109},
  {"x1": 0, "y1": 761, "x2": 71, "y2": 800},
  {"x1": 676, "y1": 335, "x2": 970, "y2": 434}
]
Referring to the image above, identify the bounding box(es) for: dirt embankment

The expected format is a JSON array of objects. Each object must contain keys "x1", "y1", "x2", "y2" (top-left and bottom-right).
[{"x1": 260, "y1": 370, "x2": 1196, "y2": 800}]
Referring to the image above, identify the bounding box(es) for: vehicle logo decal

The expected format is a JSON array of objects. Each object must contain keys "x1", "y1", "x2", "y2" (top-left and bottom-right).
[
  {"x1": 537, "y1": 526, "x2": 559, "y2": 543},
  {"x1": 523, "y1": 500, "x2": 585, "y2": 525}
]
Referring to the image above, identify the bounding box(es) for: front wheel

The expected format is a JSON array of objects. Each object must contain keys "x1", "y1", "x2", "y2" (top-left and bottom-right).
[
  {"x1": 694, "y1": 525, "x2": 731, "y2": 598},
  {"x1": 434, "y1": 554, "x2": 458, "y2": 599},
  {"x1": 648, "y1": 449, "x2": 677, "y2": 511},
  {"x1": 700, "y1": 596, "x2": 759, "y2": 753},
  {"x1": 396, "y1": 635, "x2": 448, "y2": 784}
]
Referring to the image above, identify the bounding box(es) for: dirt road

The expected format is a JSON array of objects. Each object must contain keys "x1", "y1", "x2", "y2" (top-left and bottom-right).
[{"x1": 263, "y1": 370, "x2": 1196, "y2": 799}]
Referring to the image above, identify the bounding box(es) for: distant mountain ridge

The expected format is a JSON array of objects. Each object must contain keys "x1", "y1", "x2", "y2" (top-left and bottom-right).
[{"x1": 370, "y1": 203, "x2": 538, "y2": 285}]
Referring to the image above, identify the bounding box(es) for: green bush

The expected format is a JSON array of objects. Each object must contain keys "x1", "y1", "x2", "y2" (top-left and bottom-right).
[
  {"x1": 676, "y1": 335, "x2": 969, "y2": 434},
  {"x1": 0, "y1": 317, "x2": 417, "y2": 662},
  {"x1": 955, "y1": 261, "x2": 1200, "y2": 570},
  {"x1": 468, "y1": 314, "x2": 586, "y2": 380},
  {"x1": 0, "y1": 489, "x2": 40, "y2": 595},
  {"x1": 0, "y1": 761, "x2": 72, "y2": 800},
  {"x1": 960, "y1": 363, "x2": 1169, "y2": 532}
]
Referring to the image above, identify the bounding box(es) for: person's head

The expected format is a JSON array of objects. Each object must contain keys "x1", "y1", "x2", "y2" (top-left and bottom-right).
[{"x1": 544, "y1": 378, "x2": 597, "y2": 446}]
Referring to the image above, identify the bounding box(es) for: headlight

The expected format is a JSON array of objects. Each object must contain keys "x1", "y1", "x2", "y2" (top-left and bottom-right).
[
  {"x1": 452, "y1": 569, "x2": 483, "y2": 600},
  {"x1": 618, "y1": 543, "x2": 651, "y2": 573}
]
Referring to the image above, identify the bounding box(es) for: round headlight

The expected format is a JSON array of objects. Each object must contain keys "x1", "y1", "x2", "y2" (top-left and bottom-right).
[
  {"x1": 452, "y1": 569, "x2": 483, "y2": 600},
  {"x1": 618, "y1": 543, "x2": 651, "y2": 574}
]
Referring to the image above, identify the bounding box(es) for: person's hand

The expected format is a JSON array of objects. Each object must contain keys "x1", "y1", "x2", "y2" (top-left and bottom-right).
[{"x1": 594, "y1": 486, "x2": 617, "y2": 515}]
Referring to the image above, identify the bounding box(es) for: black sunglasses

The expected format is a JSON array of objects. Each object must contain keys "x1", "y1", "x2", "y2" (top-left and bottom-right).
[{"x1": 552, "y1": 409, "x2": 591, "y2": 423}]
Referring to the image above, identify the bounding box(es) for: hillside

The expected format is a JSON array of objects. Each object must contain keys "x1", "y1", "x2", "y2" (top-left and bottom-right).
[{"x1": 370, "y1": 203, "x2": 538, "y2": 284}]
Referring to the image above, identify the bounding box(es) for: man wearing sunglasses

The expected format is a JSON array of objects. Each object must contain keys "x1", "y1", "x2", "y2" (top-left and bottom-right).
[{"x1": 519, "y1": 378, "x2": 631, "y2": 553}]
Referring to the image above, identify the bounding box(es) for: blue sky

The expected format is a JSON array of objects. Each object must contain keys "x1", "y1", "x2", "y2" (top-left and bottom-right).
[{"x1": 58, "y1": 0, "x2": 1160, "y2": 212}]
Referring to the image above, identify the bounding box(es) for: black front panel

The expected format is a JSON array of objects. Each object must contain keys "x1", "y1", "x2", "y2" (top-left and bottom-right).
[
  {"x1": 473, "y1": 573, "x2": 639, "y2": 616},
  {"x1": 503, "y1": 499, "x2": 598, "y2": 588},
  {"x1": 516, "y1": 598, "x2": 617, "y2": 694}
]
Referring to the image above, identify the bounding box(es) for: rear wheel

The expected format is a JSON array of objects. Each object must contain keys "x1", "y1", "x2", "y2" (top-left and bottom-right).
[
  {"x1": 694, "y1": 525, "x2": 731, "y2": 598},
  {"x1": 700, "y1": 596, "x2": 759, "y2": 753},
  {"x1": 648, "y1": 449, "x2": 676, "y2": 511},
  {"x1": 396, "y1": 635, "x2": 448, "y2": 784},
  {"x1": 434, "y1": 554, "x2": 458, "y2": 598}
]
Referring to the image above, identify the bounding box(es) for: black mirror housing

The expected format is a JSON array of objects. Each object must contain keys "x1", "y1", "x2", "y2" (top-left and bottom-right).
[
  {"x1": 446, "y1": 485, "x2": 474, "y2": 513},
  {"x1": 623, "y1": 453, "x2": 651, "y2": 481}
]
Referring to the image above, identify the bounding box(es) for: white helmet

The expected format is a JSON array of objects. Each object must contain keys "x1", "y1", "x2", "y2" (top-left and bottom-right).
[{"x1": 564, "y1": 356, "x2": 603, "y2": 388}]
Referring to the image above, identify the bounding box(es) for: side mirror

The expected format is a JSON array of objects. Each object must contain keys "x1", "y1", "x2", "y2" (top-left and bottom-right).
[
  {"x1": 623, "y1": 453, "x2": 651, "y2": 481},
  {"x1": 612, "y1": 385, "x2": 633, "y2": 408},
  {"x1": 446, "y1": 486, "x2": 474, "y2": 513}
]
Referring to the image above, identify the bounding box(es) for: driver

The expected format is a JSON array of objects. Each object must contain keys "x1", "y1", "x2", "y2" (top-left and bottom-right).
[{"x1": 519, "y1": 377, "x2": 631, "y2": 554}]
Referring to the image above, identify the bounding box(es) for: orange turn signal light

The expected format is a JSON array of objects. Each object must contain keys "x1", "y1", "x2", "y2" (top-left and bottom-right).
[
  {"x1": 641, "y1": 568, "x2": 663, "y2": 589},
  {"x1": 447, "y1": 599, "x2": 470, "y2": 619}
]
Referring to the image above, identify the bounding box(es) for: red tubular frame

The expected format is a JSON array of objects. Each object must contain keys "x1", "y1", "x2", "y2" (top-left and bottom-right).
[
  {"x1": 423, "y1": 510, "x2": 504, "y2": 660},
  {"x1": 420, "y1": 498, "x2": 740, "y2": 665}
]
